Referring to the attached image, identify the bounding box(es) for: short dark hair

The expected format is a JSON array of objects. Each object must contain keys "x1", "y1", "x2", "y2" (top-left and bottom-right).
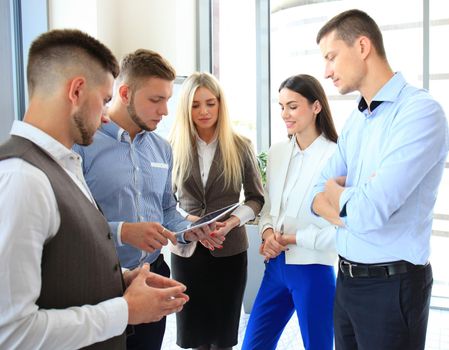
[
  {"x1": 316, "y1": 9, "x2": 386, "y2": 59},
  {"x1": 279, "y1": 74, "x2": 338, "y2": 143},
  {"x1": 118, "y1": 49, "x2": 176, "y2": 90},
  {"x1": 27, "y1": 29, "x2": 119, "y2": 96}
]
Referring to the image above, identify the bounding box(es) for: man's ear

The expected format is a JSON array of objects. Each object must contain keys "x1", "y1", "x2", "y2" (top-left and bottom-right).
[
  {"x1": 67, "y1": 77, "x2": 86, "y2": 106},
  {"x1": 118, "y1": 84, "x2": 131, "y2": 105},
  {"x1": 359, "y1": 36, "x2": 372, "y2": 60}
]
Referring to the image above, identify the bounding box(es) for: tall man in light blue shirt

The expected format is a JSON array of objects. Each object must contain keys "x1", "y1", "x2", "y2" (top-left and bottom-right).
[
  {"x1": 313, "y1": 9, "x2": 448, "y2": 350},
  {"x1": 75, "y1": 49, "x2": 223, "y2": 350}
]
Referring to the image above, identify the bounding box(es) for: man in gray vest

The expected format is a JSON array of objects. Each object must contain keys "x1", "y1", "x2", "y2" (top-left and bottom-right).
[{"x1": 0, "y1": 29, "x2": 189, "y2": 350}]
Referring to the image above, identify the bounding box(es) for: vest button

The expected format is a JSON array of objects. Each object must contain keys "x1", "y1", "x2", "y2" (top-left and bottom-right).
[
  {"x1": 201, "y1": 203, "x2": 205, "y2": 209},
  {"x1": 114, "y1": 263, "x2": 119, "y2": 271},
  {"x1": 107, "y1": 232, "x2": 112, "y2": 239}
]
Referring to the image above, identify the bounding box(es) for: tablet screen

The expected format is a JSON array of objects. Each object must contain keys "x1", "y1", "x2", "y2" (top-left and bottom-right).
[{"x1": 175, "y1": 202, "x2": 240, "y2": 235}]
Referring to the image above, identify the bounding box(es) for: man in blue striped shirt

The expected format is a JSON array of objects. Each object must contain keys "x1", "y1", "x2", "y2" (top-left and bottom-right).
[
  {"x1": 312, "y1": 9, "x2": 448, "y2": 350},
  {"x1": 75, "y1": 49, "x2": 223, "y2": 350}
]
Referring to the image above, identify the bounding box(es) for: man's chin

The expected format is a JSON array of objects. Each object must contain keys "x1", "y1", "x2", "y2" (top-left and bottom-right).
[
  {"x1": 75, "y1": 136, "x2": 94, "y2": 147},
  {"x1": 338, "y1": 84, "x2": 357, "y2": 95},
  {"x1": 144, "y1": 122, "x2": 158, "y2": 132}
]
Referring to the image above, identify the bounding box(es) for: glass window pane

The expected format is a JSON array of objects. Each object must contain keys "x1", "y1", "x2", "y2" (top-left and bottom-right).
[
  {"x1": 212, "y1": 0, "x2": 257, "y2": 146},
  {"x1": 270, "y1": 0, "x2": 422, "y2": 144},
  {"x1": 429, "y1": 0, "x2": 449, "y2": 306}
]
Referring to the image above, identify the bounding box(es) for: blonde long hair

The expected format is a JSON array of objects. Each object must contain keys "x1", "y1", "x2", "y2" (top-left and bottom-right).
[{"x1": 169, "y1": 72, "x2": 249, "y2": 192}]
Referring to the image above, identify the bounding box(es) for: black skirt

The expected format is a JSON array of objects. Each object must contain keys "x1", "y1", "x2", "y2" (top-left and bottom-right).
[{"x1": 171, "y1": 244, "x2": 248, "y2": 348}]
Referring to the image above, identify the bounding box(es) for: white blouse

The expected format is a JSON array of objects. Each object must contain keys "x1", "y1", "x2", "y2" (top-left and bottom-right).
[{"x1": 177, "y1": 136, "x2": 255, "y2": 226}]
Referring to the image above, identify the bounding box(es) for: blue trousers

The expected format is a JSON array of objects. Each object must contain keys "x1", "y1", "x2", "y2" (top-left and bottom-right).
[{"x1": 242, "y1": 253, "x2": 335, "y2": 350}]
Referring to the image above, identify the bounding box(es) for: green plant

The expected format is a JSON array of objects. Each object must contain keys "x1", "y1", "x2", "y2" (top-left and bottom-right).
[{"x1": 256, "y1": 151, "x2": 267, "y2": 186}]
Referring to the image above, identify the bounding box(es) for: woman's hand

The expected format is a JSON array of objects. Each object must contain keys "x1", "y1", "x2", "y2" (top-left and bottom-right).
[
  {"x1": 261, "y1": 228, "x2": 292, "y2": 260},
  {"x1": 199, "y1": 215, "x2": 240, "y2": 250},
  {"x1": 275, "y1": 233, "x2": 296, "y2": 247}
]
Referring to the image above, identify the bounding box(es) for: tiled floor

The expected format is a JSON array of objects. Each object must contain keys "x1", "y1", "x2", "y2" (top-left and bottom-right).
[{"x1": 161, "y1": 306, "x2": 449, "y2": 350}]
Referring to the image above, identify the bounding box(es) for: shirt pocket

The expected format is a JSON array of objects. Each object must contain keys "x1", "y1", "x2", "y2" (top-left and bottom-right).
[
  {"x1": 150, "y1": 162, "x2": 169, "y2": 169},
  {"x1": 143, "y1": 162, "x2": 170, "y2": 198}
]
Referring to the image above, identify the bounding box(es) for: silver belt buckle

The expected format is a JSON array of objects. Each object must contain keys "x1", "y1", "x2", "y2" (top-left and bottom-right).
[{"x1": 340, "y1": 259, "x2": 355, "y2": 278}]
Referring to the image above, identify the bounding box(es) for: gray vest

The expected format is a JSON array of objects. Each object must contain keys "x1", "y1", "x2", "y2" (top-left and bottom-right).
[{"x1": 0, "y1": 136, "x2": 126, "y2": 350}]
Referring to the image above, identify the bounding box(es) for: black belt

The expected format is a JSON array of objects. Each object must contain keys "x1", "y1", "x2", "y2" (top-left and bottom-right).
[{"x1": 339, "y1": 257, "x2": 427, "y2": 278}]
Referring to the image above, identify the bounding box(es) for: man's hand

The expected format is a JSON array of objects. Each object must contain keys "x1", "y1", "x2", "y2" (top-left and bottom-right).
[
  {"x1": 121, "y1": 222, "x2": 177, "y2": 252},
  {"x1": 124, "y1": 263, "x2": 189, "y2": 324},
  {"x1": 312, "y1": 192, "x2": 344, "y2": 226},
  {"x1": 334, "y1": 175, "x2": 347, "y2": 187},
  {"x1": 186, "y1": 214, "x2": 200, "y2": 222},
  {"x1": 123, "y1": 268, "x2": 140, "y2": 288},
  {"x1": 324, "y1": 178, "x2": 345, "y2": 212}
]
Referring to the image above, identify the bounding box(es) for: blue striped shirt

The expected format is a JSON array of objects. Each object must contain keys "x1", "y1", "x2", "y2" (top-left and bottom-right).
[
  {"x1": 74, "y1": 121, "x2": 189, "y2": 269},
  {"x1": 313, "y1": 72, "x2": 448, "y2": 265}
]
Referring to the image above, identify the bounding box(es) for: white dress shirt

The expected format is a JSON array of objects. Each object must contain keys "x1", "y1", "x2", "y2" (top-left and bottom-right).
[
  {"x1": 0, "y1": 121, "x2": 128, "y2": 350},
  {"x1": 177, "y1": 136, "x2": 255, "y2": 226}
]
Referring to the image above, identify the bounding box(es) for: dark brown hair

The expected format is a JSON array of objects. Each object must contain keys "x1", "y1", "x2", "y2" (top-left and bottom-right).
[
  {"x1": 27, "y1": 29, "x2": 119, "y2": 95},
  {"x1": 118, "y1": 49, "x2": 176, "y2": 89},
  {"x1": 279, "y1": 74, "x2": 338, "y2": 143},
  {"x1": 316, "y1": 9, "x2": 386, "y2": 59}
]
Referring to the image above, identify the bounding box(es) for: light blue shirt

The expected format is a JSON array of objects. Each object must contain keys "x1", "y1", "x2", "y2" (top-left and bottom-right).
[
  {"x1": 313, "y1": 72, "x2": 448, "y2": 265},
  {"x1": 74, "y1": 121, "x2": 189, "y2": 269}
]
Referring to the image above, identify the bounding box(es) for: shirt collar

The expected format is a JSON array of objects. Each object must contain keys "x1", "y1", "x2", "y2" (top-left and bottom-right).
[
  {"x1": 196, "y1": 134, "x2": 218, "y2": 148},
  {"x1": 291, "y1": 133, "x2": 326, "y2": 157},
  {"x1": 10, "y1": 120, "x2": 79, "y2": 164},
  {"x1": 100, "y1": 120, "x2": 147, "y2": 142},
  {"x1": 357, "y1": 72, "x2": 407, "y2": 113},
  {"x1": 100, "y1": 120, "x2": 124, "y2": 141}
]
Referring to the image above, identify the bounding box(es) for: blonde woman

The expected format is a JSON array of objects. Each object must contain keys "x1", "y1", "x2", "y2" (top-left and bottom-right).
[{"x1": 169, "y1": 72, "x2": 264, "y2": 350}]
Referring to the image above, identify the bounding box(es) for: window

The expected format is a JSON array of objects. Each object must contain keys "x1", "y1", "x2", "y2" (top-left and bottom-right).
[
  {"x1": 429, "y1": 0, "x2": 449, "y2": 307},
  {"x1": 211, "y1": 0, "x2": 258, "y2": 147},
  {"x1": 270, "y1": 0, "x2": 424, "y2": 142}
]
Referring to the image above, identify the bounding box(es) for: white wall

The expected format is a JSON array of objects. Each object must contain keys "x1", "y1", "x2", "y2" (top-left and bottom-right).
[
  {"x1": 48, "y1": 0, "x2": 197, "y2": 75},
  {"x1": 49, "y1": 0, "x2": 98, "y2": 36}
]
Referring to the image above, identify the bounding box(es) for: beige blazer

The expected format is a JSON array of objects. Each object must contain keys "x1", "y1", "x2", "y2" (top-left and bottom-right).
[{"x1": 170, "y1": 140, "x2": 264, "y2": 258}]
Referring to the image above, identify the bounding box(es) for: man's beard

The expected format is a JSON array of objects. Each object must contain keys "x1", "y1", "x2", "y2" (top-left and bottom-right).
[
  {"x1": 73, "y1": 108, "x2": 95, "y2": 146},
  {"x1": 127, "y1": 93, "x2": 153, "y2": 132}
]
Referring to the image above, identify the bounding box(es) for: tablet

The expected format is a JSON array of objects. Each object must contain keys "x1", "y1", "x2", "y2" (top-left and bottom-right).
[{"x1": 175, "y1": 202, "x2": 240, "y2": 235}]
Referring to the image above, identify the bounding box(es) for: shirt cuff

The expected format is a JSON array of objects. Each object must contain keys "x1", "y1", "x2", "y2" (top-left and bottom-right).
[
  {"x1": 295, "y1": 225, "x2": 316, "y2": 250},
  {"x1": 176, "y1": 231, "x2": 190, "y2": 244},
  {"x1": 117, "y1": 222, "x2": 125, "y2": 246},
  {"x1": 260, "y1": 224, "x2": 273, "y2": 238},
  {"x1": 231, "y1": 204, "x2": 255, "y2": 227},
  {"x1": 176, "y1": 204, "x2": 189, "y2": 218},
  {"x1": 108, "y1": 221, "x2": 124, "y2": 246}
]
